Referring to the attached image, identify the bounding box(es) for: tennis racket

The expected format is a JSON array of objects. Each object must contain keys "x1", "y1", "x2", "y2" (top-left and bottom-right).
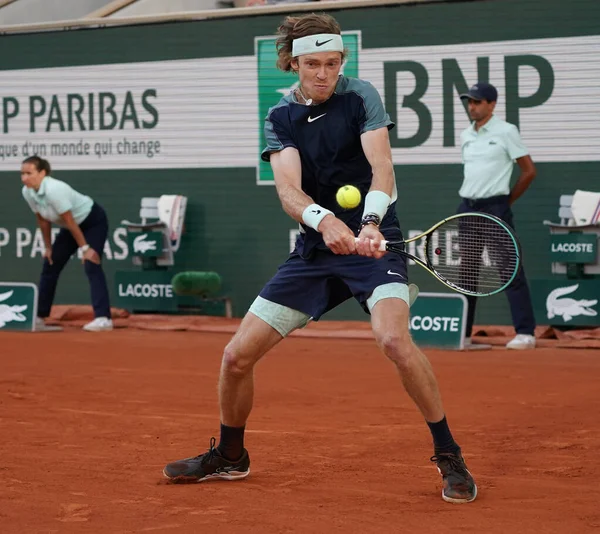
[{"x1": 356, "y1": 212, "x2": 521, "y2": 297}]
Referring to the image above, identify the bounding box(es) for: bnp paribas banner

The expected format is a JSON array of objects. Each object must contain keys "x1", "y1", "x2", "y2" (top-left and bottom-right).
[{"x1": 0, "y1": 34, "x2": 599, "y2": 175}]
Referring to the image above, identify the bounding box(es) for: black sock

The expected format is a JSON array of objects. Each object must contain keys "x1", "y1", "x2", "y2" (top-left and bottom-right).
[
  {"x1": 427, "y1": 416, "x2": 460, "y2": 455},
  {"x1": 217, "y1": 423, "x2": 245, "y2": 461}
]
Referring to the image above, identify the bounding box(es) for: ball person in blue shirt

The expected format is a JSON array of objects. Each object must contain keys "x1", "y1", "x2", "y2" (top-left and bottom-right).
[
  {"x1": 164, "y1": 14, "x2": 476, "y2": 503},
  {"x1": 458, "y1": 83, "x2": 537, "y2": 350},
  {"x1": 21, "y1": 156, "x2": 113, "y2": 332}
]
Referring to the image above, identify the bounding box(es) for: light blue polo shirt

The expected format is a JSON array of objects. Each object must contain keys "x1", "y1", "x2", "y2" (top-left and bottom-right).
[
  {"x1": 22, "y1": 177, "x2": 94, "y2": 226},
  {"x1": 459, "y1": 115, "x2": 529, "y2": 199}
]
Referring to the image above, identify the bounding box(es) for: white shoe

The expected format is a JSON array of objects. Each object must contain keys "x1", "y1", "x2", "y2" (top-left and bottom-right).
[
  {"x1": 506, "y1": 334, "x2": 536, "y2": 350},
  {"x1": 35, "y1": 317, "x2": 63, "y2": 332},
  {"x1": 462, "y1": 336, "x2": 493, "y2": 351},
  {"x1": 83, "y1": 317, "x2": 113, "y2": 332}
]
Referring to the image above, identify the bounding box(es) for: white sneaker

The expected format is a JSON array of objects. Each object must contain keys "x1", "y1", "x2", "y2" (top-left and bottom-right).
[
  {"x1": 506, "y1": 334, "x2": 536, "y2": 350},
  {"x1": 83, "y1": 317, "x2": 113, "y2": 332},
  {"x1": 35, "y1": 317, "x2": 63, "y2": 332},
  {"x1": 462, "y1": 336, "x2": 493, "y2": 351}
]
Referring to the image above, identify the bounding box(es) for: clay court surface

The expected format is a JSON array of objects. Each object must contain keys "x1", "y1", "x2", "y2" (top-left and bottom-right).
[{"x1": 1, "y1": 329, "x2": 599, "y2": 533}]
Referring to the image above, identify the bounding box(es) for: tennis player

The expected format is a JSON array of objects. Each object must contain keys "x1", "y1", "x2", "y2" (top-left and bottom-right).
[
  {"x1": 21, "y1": 156, "x2": 113, "y2": 332},
  {"x1": 164, "y1": 13, "x2": 476, "y2": 503}
]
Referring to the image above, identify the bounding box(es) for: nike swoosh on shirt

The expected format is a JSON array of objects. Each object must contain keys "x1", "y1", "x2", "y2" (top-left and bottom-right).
[
  {"x1": 387, "y1": 270, "x2": 404, "y2": 277},
  {"x1": 307, "y1": 113, "x2": 326, "y2": 123}
]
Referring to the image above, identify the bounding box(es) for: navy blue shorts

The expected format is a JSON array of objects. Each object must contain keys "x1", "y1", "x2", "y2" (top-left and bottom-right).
[{"x1": 259, "y1": 242, "x2": 409, "y2": 320}]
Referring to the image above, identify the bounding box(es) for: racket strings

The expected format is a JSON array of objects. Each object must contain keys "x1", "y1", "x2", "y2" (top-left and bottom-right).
[{"x1": 427, "y1": 216, "x2": 519, "y2": 294}]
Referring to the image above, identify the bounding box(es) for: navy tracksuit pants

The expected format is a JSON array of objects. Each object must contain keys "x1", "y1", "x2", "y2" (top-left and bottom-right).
[
  {"x1": 457, "y1": 195, "x2": 535, "y2": 337},
  {"x1": 38, "y1": 203, "x2": 111, "y2": 319}
]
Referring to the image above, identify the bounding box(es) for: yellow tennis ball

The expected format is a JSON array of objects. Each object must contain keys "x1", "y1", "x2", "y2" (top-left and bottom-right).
[{"x1": 336, "y1": 185, "x2": 361, "y2": 209}]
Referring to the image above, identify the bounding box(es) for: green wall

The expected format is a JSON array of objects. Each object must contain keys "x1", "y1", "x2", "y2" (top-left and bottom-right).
[
  {"x1": 0, "y1": 0, "x2": 597, "y2": 69},
  {"x1": 3, "y1": 162, "x2": 598, "y2": 321}
]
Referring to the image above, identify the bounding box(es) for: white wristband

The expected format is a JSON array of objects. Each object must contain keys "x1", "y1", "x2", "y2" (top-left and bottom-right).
[
  {"x1": 302, "y1": 204, "x2": 334, "y2": 232},
  {"x1": 362, "y1": 191, "x2": 391, "y2": 220}
]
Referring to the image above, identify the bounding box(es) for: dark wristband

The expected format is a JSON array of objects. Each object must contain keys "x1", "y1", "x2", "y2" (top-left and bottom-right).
[{"x1": 359, "y1": 213, "x2": 381, "y2": 232}]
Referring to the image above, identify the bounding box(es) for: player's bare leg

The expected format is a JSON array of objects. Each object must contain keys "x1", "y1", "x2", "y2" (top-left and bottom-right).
[
  {"x1": 163, "y1": 312, "x2": 283, "y2": 483},
  {"x1": 371, "y1": 298, "x2": 444, "y2": 421},
  {"x1": 370, "y1": 297, "x2": 477, "y2": 503},
  {"x1": 219, "y1": 312, "x2": 284, "y2": 428}
]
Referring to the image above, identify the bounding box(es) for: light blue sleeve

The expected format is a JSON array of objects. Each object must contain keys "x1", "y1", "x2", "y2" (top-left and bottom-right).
[
  {"x1": 261, "y1": 101, "x2": 296, "y2": 162},
  {"x1": 22, "y1": 187, "x2": 38, "y2": 213},
  {"x1": 347, "y1": 78, "x2": 394, "y2": 134},
  {"x1": 505, "y1": 124, "x2": 529, "y2": 160},
  {"x1": 361, "y1": 81, "x2": 394, "y2": 133}
]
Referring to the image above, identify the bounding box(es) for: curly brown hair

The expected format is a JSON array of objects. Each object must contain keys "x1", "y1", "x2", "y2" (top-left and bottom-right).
[{"x1": 275, "y1": 13, "x2": 347, "y2": 72}]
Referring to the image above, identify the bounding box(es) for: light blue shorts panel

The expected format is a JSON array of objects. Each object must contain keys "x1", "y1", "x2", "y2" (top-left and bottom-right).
[
  {"x1": 248, "y1": 296, "x2": 311, "y2": 338},
  {"x1": 366, "y1": 282, "x2": 410, "y2": 311}
]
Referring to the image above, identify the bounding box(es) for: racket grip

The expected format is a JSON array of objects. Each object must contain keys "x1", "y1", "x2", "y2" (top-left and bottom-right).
[{"x1": 354, "y1": 237, "x2": 387, "y2": 252}]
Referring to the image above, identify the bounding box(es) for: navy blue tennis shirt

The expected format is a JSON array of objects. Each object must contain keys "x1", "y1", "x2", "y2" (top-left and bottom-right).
[{"x1": 261, "y1": 75, "x2": 399, "y2": 257}]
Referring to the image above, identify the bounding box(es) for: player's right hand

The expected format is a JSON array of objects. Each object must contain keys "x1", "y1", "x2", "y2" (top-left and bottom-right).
[
  {"x1": 356, "y1": 224, "x2": 387, "y2": 259},
  {"x1": 43, "y1": 248, "x2": 53, "y2": 265},
  {"x1": 318, "y1": 215, "x2": 357, "y2": 255}
]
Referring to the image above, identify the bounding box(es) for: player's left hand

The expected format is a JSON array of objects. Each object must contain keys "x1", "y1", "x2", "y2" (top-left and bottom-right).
[
  {"x1": 319, "y1": 215, "x2": 357, "y2": 255},
  {"x1": 356, "y1": 225, "x2": 387, "y2": 259}
]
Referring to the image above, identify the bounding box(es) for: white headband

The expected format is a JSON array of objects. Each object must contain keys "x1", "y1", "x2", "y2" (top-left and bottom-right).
[{"x1": 292, "y1": 33, "x2": 344, "y2": 57}]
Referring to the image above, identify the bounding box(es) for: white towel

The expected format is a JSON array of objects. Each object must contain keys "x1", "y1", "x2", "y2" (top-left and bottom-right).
[{"x1": 571, "y1": 190, "x2": 600, "y2": 226}]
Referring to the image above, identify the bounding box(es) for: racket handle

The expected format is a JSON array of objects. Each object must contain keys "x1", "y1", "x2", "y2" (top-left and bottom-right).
[{"x1": 354, "y1": 237, "x2": 387, "y2": 252}]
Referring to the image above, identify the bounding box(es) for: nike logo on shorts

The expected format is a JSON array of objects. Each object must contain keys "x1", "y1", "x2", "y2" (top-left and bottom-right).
[{"x1": 387, "y1": 270, "x2": 403, "y2": 277}]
